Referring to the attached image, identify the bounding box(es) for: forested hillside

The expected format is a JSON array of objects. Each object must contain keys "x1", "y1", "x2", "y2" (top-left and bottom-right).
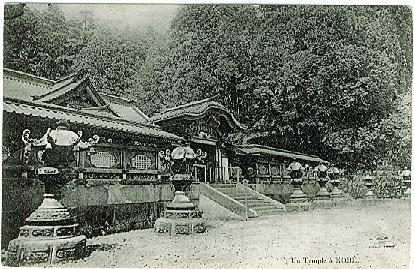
[{"x1": 3, "y1": 4, "x2": 412, "y2": 170}]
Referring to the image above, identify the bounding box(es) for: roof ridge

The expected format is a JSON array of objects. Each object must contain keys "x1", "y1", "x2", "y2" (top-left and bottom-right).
[
  {"x1": 99, "y1": 92, "x2": 134, "y2": 103},
  {"x1": 150, "y1": 101, "x2": 246, "y2": 130},
  {"x1": 132, "y1": 106, "x2": 150, "y2": 121},
  {"x1": 53, "y1": 73, "x2": 77, "y2": 84},
  {"x1": 4, "y1": 68, "x2": 55, "y2": 87},
  {"x1": 4, "y1": 97, "x2": 160, "y2": 130},
  {"x1": 240, "y1": 143, "x2": 323, "y2": 159},
  {"x1": 162, "y1": 95, "x2": 220, "y2": 113},
  {"x1": 36, "y1": 77, "x2": 85, "y2": 101}
]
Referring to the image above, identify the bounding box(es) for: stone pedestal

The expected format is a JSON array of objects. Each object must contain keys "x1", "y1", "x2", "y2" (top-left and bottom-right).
[
  {"x1": 289, "y1": 179, "x2": 307, "y2": 202},
  {"x1": 287, "y1": 178, "x2": 311, "y2": 211},
  {"x1": 403, "y1": 177, "x2": 411, "y2": 199},
  {"x1": 314, "y1": 178, "x2": 332, "y2": 209},
  {"x1": 155, "y1": 174, "x2": 206, "y2": 235},
  {"x1": 330, "y1": 179, "x2": 343, "y2": 198},
  {"x1": 363, "y1": 176, "x2": 376, "y2": 199},
  {"x1": 6, "y1": 194, "x2": 86, "y2": 266},
  {"x1": 155, "y1": 191, "x2": 206, "y2": 235},
  {"x1": 316, "y1": 178, "x2": 331, "y2": 200}
]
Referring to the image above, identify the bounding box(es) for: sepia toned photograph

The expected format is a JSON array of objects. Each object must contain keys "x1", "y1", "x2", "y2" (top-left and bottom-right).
[{"x1": 1, "y1": 2, "x2": 412, "y2": 268}]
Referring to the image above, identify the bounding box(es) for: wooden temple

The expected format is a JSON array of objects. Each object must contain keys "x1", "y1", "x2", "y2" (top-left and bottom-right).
[
  {"x1": 2, "y1": 69, "x2": 181, "y2": 244},
  {"x1": 2, "y1": 68, "x2": 328, "y2": 245},
  {"x1": 150, "y1": 97, "x2": 327, "y2": 184}
]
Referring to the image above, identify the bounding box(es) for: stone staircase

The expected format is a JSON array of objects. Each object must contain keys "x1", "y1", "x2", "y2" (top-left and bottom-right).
[{"x1": 201, "y1": 183, "x2": 286, "y2": 218}]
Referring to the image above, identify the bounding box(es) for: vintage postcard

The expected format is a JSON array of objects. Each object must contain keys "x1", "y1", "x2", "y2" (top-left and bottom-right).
[{"x1": 2, "y1": 2, "x2": 412, "y2": 268}]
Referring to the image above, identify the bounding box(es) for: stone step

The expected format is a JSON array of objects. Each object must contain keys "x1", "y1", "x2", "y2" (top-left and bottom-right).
[
  {"x1": 217, "y1": 191, "x2": 251, "y2": 196},
  {"x1": 231, "y1": 196, "x2": 263, "y2": 201},
  {"x1": 211, "y1": 184, "x2": 237, "y2": 189},
  {"x1": 208, "y1": 184, "x2": 285, "y2": 217},
  {"x1": 255, "y1": 208, "x2": 285, "y2": 216},
  {"x1": 240, "y1": 200, "x2": 272, "y2": 206},
  {"x1": 215, "y1": 188, "x2": 245, "y2": 193},
  {"x1": 237, "y1": 201, "x2": 270, "y2": 207},
  {"x1": 250, "y1": 205, "x2": 280, "y2": 211}
]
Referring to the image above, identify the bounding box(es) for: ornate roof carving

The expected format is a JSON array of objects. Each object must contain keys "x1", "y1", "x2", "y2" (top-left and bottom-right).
[
  {"x1": 235, "y1": 144, "x2": 328, "y2": 164},
  {"x1": 3, "y1": 68, "x2": 151, "y2": 125},
  {"x1": 150, "y1": 97, "x2": 247, "y2": 132},
  {"x1": 4, "y1": 98, "x2": 181, "y2": 141}
]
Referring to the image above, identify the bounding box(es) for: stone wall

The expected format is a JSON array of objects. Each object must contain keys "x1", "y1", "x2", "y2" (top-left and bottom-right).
[
  {"x1": 2, "y1": 179, "x2": 202, "y2": 247},
  {"x1": 2, "y1": 178, "x2": 45, "y2": 247},
  {"x1": 251, "y1": 181, "x2": 320, "y2": 203}
]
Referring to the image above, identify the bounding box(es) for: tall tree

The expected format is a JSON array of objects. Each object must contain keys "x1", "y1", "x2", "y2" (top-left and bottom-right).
[
  {"x1": 4, "y1": 4, "x2": 84, "y2": 79},
  {"x1": 138, "y1": 5, "x2": 412, "y2": 169},
  {"x1": 74, "y1": 26, "x2": 156, "y2": 96}
]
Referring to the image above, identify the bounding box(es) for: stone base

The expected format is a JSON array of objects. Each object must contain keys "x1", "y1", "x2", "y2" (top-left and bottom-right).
[
  {"x1": 290, "y1": 189, "x2": 308, "y2": 203},
  {"x1": 154, "y1": 218, "x2": 206, "y2": 235},
  {"x1": 312, "y1": 199, "x2": 334, "y2": 209},
  {"x1": 315, "y1": 194, "x2": 331, "y2": 201},
  {"x1": 6, "y1": 235, "x2": 86, "y2": 266},
  {"x1": 331, "y1": 197, "x2": 349, "y2": 207},
  {"x1": 404, "y1": 188, "x2": 411, "y2": 199},
  {"x1": 365, "y1": 190, "x2": 376, "y2": 199},
  {"x1": 312, "y1": 197, "x2": 349, "y2": 209},
  {"x1": 316, "y1": 186, "x2": 331, "y2": 199},
  {"x1": 5, "y1": 194, "x2": 87, "y2": 266},
  {"x1": 330, "y1": 187, "x2": 343, "y2": 198},
  {"x1": 286, "y1": 202, "x2": 312, "y2": 212}
]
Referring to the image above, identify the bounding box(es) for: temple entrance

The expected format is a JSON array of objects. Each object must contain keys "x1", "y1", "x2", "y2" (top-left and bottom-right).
[
  {"x1": 193, "y1": 164, "x2": 207, "y2": 182},
  {"x1": 190, "y1": 138, "x2": 216, "y2": 183},
  {"x1": 221, "y1": 157, "x2": 229, "y2": 182}
]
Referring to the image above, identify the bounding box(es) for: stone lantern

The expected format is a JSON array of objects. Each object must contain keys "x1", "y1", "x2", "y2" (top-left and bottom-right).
[
  {"x1": 6, "y1": 121, "x2": 99, "y2": 265},
  {"x1": 287, "y1": 159, "x2": 307, "y2": 203},
  {"x1": 362, "y1": 175, "x2": 376, "y2": 199},
  {"x1": 315, "y1": 163, "x2": 331, "y2": 199},
  {"x1": 155, "y1": 141, "x2": 207, "y2": 235},
  {"x1": 328, "y1": 164, "x2": 342, "y2": 198},
  {"x1": 402, "y1": 167, "x2": 411, "y2": 198}
]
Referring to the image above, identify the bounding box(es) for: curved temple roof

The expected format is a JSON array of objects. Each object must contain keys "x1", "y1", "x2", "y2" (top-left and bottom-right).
[
  {"x1": 235, "y1": 144, "x2": 328, "y2": 164},
  {"x1": 149, "y1": 97, "x2": 247, "y2": 131},
  {"x1": 4, "y1": 98, "x2": 181, "y2": 141},
  {"x1": 3, "y1": 68, "x2": 152, "y2": 125}
]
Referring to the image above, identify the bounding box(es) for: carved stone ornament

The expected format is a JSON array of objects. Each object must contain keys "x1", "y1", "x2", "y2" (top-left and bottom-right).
[
  {"x1": 6, "y1": 194, "x2": 86, "y2": 266},
  {"x1": 155, "y1": 143, "x2": 206, "y2": 235}
]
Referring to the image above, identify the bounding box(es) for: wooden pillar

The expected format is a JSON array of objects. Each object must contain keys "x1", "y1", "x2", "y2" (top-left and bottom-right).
[
  {"x1": 78, "y1": 151, "x2": 86, "y2": 180},
  {"x1": 122, "y1": 148, "x2": 128, "y2": 180},
  {"x1": 215, "y1": 147, "x2": 221, "y2": 182}
]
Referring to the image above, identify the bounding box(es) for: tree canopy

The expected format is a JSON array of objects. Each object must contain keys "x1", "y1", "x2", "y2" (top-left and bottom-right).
[
  {"x1": 3, "y1": 4, "x2": 412, "y2": 170},
  {"x1": 137, "y1": 5, "x2": 412, "y2": 169}
]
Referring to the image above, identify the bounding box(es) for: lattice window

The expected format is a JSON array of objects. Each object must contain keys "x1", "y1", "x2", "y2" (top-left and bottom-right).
[
  {"x1": 258, "y1": 165, "x2": 268, "y2": 175},
  {"x1": 90, "y1": 152, "x2": 117, "y2": 168},
  {"x1": 131, "y1": 155, "x2": 152, "y2": 170},
  {"x1": 270, "y1": 166, "x2": 280, "y2": 176}
]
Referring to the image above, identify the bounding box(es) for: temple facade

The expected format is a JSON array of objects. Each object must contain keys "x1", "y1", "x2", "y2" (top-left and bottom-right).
[
  {"x1": 2, "y1": 69, "x2": 183, "y2": 245},
  {"x1": 149, "y1": 97, "x2": 247, "y2": 183},
  {"x1": 150, "y1": 98, "x2": 327, "y2": 184},
  {"x1": 3, "y1": 68, "x2": 328, "y2": 245}
]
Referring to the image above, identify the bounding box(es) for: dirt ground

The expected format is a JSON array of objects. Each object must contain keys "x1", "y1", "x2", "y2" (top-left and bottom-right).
[{"x1": 61, "y1": 200, "x2": 410, "y2": 269}]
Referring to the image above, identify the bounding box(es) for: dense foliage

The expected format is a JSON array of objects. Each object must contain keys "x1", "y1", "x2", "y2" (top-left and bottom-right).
[
  {"x1": 138, "y1": 5, "x2": 412, "y2": 170},
  {"x1": 4, "y1": 4, "x2": 83, "y2": 79},
  {"x1": 3, "y1": 4, "x2": 412, "y2": 171},
  {"x1": 4, "y1": 4, "x2": 156, "y2": 95}
]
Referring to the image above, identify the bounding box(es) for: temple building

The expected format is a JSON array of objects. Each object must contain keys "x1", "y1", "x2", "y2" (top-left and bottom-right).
[
  {"x1": 149, "y1": 97, "x2": 247, "y2": 183},
  {"x1": 2, "y1": 68, "x2": 182, "y2": 245},
  {"x1": 3, "y1": 68, "x2": 327, "y2": 245},
  {"x1": 150, "y1": 98, "x2": 327, "y2": 184}
]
